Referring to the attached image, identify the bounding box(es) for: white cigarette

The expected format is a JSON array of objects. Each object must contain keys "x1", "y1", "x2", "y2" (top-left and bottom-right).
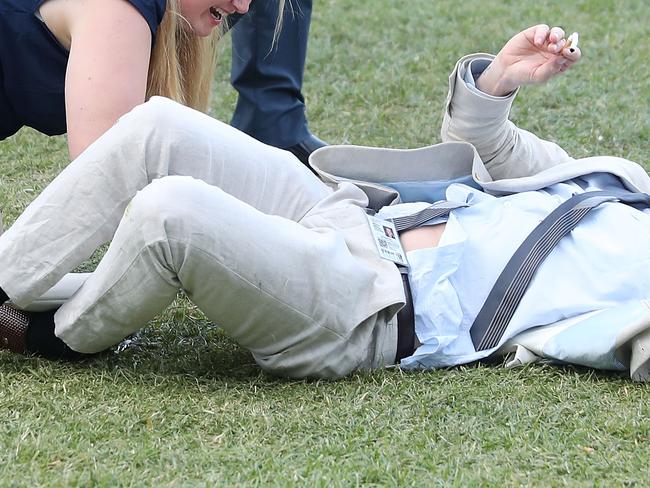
[{"x1": 565, "y1": 32, "x2": 579, "y2": 51}]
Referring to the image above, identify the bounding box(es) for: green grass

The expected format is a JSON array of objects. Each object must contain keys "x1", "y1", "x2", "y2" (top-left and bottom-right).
[{"x1": 2, "y1": 0, "x2": 650, "y2": 485}]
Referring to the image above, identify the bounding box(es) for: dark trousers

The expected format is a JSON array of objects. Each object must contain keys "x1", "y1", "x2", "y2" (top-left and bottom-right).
[{"x1": 230, "y1": 0, "x2": 313, "y2": 149}]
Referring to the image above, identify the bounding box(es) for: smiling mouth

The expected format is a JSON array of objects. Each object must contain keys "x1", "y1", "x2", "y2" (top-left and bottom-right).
[{"x1": 209, "y1": 6, "x2": 223, "y2": 21}]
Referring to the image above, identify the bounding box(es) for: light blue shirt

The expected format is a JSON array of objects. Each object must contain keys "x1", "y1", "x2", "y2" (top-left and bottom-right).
[
  {"x1": 378, "y1": 174, "x2": 650, "y2": 369},
  {"x1": 376, "y1": 62, "x2": 650, "y2": 371}
]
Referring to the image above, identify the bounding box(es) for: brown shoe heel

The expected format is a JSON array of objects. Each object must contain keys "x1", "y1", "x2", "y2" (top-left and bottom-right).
[{"x1": 0, "y1": 304, "x2": 29, "y2": 354}]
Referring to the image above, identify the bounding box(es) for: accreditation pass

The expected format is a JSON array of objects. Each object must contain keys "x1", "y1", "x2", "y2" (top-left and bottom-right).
[{"x1": 366, "y1": 214, "x2": 409, "y2": 267}]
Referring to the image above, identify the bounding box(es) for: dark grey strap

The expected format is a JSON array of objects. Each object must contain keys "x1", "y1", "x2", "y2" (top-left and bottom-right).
[
  {"x1": 391, "y1": 201, "x2": 467, "y2": 232},
  {"x1": 470, "y1": 190, "x2": 650, "y2": 351}
]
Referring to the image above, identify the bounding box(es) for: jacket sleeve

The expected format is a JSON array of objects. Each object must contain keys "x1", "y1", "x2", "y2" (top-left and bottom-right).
[{"x1": 441, "y1": 53, "x2": 574, "y2": 180}]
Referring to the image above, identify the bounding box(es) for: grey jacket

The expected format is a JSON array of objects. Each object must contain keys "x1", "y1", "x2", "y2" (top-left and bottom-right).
[{"x1": 310, "y1": 54, "x2": 650, "y2": 209}]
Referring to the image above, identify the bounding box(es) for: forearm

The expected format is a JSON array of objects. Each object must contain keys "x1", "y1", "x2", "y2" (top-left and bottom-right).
[{"x1": 441, "y1": 55, "x2": 573, "y2": 180}]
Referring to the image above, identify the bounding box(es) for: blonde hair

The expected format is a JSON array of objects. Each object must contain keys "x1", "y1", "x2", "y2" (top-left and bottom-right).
[{"x1": 146, "y1": 0, "x2": 287, "y2": 113}]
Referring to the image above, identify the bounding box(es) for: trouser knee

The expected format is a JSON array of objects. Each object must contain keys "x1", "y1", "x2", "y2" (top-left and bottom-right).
[
  {"x1": 125, "y1": 176, "x2": 209, "y2": 242},
  {"x1": 111, "y1": 97, "x2": 192, "y2": 144}
]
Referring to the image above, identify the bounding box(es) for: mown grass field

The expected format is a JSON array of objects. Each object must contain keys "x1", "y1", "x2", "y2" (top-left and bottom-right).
[{"x1": 1, "y1": 0, "x2": 649, "y2": 485}]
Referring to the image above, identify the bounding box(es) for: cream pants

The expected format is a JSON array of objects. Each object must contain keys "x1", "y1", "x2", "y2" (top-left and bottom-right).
[{"x1": 0, "y1": 98, "x2": 399, "y2": 378}]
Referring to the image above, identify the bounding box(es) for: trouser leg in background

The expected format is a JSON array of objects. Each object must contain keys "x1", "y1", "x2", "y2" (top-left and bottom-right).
[
  {"x1": 0, "y1": 97, "x2": 329, "y2": 308},
  {"x1": 230, "y1": 0, "x2": 312, "y2": 148},
  {"x1": 54, "y1": 176, "x2": 398, "y2": 379},
  {"x1": 21, "y1": 273, "x2": 90, "y2": 312}
]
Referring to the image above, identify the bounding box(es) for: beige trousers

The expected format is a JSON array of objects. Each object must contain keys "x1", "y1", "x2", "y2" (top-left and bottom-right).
[{"x1": 0, "y1": 98, "x2": 401, "y2": 378}]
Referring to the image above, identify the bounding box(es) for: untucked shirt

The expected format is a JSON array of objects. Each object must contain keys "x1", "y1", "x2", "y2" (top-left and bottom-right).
[
  {"x1": 0, "y1": 0, "x2": 166, "y2": 139},
  {"x1": 377, "y1": 173, "x2": 650, "y2": 369}
]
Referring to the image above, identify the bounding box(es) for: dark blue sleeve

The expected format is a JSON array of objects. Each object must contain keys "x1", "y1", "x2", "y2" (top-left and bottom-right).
[{"x1": 127, "y1": 0, "x2": 167, "y2": 36}]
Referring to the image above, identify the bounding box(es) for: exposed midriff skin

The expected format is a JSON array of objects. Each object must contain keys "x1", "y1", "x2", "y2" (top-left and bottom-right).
[{"x1": 400, "y1": 223, "x2": 447, "y2": 252}]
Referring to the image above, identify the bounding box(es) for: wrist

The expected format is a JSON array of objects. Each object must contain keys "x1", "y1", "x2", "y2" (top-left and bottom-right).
[{"x1": 476, "y1": 57, "x2": 516, "y2": 96}]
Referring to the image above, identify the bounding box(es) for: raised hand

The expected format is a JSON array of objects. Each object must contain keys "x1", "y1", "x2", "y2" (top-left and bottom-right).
[{"x1": 477, "y1": 24, "x2": 582, "y2": 97}]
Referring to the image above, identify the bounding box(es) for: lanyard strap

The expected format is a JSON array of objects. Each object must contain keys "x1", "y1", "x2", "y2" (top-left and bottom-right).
[{"x1": 470, "y1": 190, "x2": 650, "y2": 352}]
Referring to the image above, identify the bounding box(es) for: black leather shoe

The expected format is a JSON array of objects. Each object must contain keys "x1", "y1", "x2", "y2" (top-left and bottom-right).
[
  {"x1": 0, "y1": 303, "x2": 91, "y2": 360},
  {"x1": 285, "y1": 134, "x2": 328, "y2": 166}
]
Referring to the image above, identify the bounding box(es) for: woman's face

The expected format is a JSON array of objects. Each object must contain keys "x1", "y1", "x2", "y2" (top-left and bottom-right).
[{"x1": 179, "y1": 0, "x2": 251, "y2": 36}]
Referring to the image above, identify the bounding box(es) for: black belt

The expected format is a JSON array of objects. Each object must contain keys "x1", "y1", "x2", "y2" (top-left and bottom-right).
[{"x1": 395, "y1": 268, "x2": 416, "y2": 363}]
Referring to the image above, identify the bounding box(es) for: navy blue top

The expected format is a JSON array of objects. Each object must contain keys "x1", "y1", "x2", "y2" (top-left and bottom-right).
[{"x1": 0, "y1": 0, "x2": 166, "y2": 139}]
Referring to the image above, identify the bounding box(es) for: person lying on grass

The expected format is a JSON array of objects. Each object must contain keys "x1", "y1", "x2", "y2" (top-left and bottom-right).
[{"x1": 2, "y1": 24, "x2": 646, "y2": 380}]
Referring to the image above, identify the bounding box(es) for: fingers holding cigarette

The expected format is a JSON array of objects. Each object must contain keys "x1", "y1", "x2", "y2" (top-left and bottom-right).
[
  {"x1": 560, "y1": 31, "x2": 581, "y2": 65},
  {"x1": 530, "y1": 25, "x2": 580, "y2": 60},
  {"x1": 564, "y1": 32, "x2": 579, "y2": 53}
]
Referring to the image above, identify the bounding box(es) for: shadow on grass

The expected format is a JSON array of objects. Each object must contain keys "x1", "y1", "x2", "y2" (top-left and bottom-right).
[
  {"x1": 0, "y1": 324, "x2": 632, "y2": 393},
  {"x1": 0, "y1": 293, "x2": 636, "y2": 393}
]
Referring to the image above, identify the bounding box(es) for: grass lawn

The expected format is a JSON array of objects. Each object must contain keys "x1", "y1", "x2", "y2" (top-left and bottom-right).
[{"x1": 2, "y1": 0, "x2": 650, "y2": 485}]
